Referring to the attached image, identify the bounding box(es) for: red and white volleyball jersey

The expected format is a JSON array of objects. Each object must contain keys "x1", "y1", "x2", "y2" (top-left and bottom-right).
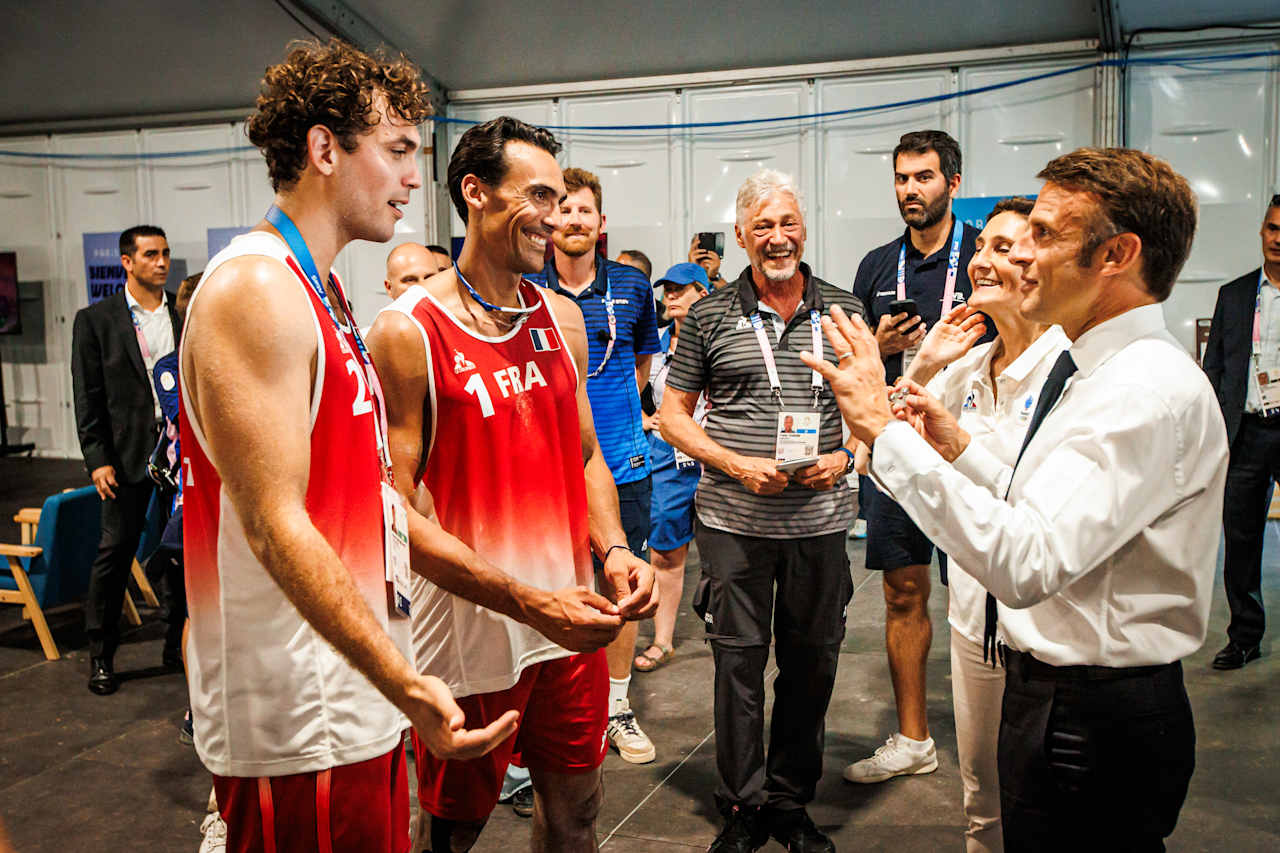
[
  {"x1": 383, "y1": 281, "x2": 592, "y2": 698},
  {"x1": 181, "y1": 232, "x2": 409, "y2": 778}
]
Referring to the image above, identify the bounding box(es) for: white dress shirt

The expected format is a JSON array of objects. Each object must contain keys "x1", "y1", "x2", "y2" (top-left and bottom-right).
[
  {"x1": 923, "y1": 325, "x2": 1070, "y2": 645},
  {"x1": 871, "y1": 304, "x2": 1227, "y2": 667},
  {"x1": 1244, "y1": 273, "x2": 1280, "y2": 413},
  {"x1": 125, "y1": 287, "x2": 175, "y2": 419}
]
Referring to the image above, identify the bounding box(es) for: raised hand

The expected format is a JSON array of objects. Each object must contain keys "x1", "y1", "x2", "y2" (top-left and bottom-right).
[
  {"x1": 909, "y1": 304, "x2": 987, "y2": 381},
  {"x1": 799, "y1": 305, "x2": 895, "y2": 446}
]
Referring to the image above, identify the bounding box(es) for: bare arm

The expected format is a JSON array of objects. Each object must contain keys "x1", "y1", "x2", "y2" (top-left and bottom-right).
[
  {"x1": 365, "y1": 308, "x2": 626, "y2": 650},
  {"x1": 183, "y1": 256, "x2": 514, "y2": 759},
  {"x1": 660, "y1": 386, "x2": 789, "y2": 496},
  {"x1": 550, "y1": 293, "x2": 658, "y2": 620}
]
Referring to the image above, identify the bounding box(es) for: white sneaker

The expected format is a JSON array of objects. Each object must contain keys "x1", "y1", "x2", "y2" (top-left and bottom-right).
[
  {"x1": 842, "y1": 733, "x2": 938, "y2": 783},
  {"x1": 607, "y1": 699, "x2": 656, "y2": 764},
  {"x1": 198, "y1": 812, "x2": 227, "y2": 853}
]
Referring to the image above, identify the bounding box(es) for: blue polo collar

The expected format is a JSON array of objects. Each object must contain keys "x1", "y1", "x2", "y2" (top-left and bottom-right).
[{"x1": 542, "y1": 256, "x2": 609, "y2": 299}]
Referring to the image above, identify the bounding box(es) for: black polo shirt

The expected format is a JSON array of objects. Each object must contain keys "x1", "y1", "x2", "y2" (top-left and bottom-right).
[
  {"x1": 851, "y1": 216, "x2": 984, "y2": 383},
  {"x1": 665, "y1": 263, "x2": 865, "y2": 539}
]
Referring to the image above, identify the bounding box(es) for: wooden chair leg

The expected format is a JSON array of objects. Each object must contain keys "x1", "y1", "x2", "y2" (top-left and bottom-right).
[
  {"x1": 7, "y1": 556, "x2": 59, "y2": 661},
  {"x1": 123, "y1": 591, "x2": 142, "y2": 627},
  {"x1": 131, "y1": 558, "x2": 160, "y2": 607}
]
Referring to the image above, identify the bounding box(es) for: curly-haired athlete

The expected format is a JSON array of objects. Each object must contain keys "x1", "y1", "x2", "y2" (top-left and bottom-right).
[{"x1": 180, "y1": 39, "x2": 517, "y2": 853}]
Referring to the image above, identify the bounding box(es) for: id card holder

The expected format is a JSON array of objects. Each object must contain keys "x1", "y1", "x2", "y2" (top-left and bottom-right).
[
  {"x1": 1257, "y1": 368, "x2": 1280, "y2": 417},
  {"x1": 381, "y1": 481, "x2": 412, "y2": 618},
  {"x1": 902, "y1": 344, "x2": 920, "y2": 372},
  {"x1": 775, "y1": 411, "x2": 820, "y2": 464},
  {"x1": 674, "y1": 448, "x2": 698, "y2": 470}
]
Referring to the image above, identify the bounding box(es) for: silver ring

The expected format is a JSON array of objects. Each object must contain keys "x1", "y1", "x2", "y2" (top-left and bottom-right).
[{"x1": 837, "y1": 352, "x2": 854, "y2": 362}]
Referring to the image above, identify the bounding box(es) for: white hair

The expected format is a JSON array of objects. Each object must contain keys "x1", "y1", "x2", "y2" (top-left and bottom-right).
[{"x1": 735, "y1": 169, "x2": 805, "y2": 227}]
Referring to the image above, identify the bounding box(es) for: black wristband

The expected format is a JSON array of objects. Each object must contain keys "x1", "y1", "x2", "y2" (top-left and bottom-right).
[{"x1": 604, "y1": 544, "x2": 631, "y2": 563}]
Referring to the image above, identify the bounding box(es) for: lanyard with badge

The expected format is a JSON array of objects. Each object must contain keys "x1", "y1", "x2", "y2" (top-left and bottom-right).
[
  {"x1": 130, "y1": 301, "x2": 167, "y2": 420},
  {"x1": 587, "y1": 272, "x2": 617, "y2": 379},
  {"x1": 266, "y1": 205, "x2": 412, "y2": 618},
  {"x1": 897, "y1": 221, "x2": 963, "y2": 369},
  {"x1": 747, "y1": 299, "x2": 825, "y2": 470},
  {"x1": 1251, "y1": 268, "x2": 1280, "y2": 417}
]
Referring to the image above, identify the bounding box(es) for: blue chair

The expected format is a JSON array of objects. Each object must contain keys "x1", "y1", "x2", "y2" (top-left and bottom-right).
[{"x1": 2, "y1": 486, "x2": 102, "y2": 660}]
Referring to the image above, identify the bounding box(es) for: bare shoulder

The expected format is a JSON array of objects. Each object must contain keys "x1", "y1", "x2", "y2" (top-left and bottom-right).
[
  {"x1": 543, "y1": 289, "x2": 585, "y2": 332},
  {"x1": 367, "y1": 306, "x2": 428, "y2": 380}
]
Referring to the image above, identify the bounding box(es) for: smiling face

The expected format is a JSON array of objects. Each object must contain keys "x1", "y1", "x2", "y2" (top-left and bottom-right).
[
  {"x1": 894, "y1": 150, "x2": 959, "y2": 231},
  {"x1": 966, "y1": 210, "x2": 1031, "y2": 320},
  {"x1": 553, "y1": 186, "x2": 603, "y2": 259},
  {"x1": 736, "y1": 191, "x2": 806, "y2": 283},
  {"x1": 469, "y1": 140, "x2": 565, "y2": 275},
  {"x1": 332, "y1": 92, "x2": 422, "y2": 244},
  {"x1": 1009, "y1": 184, "x2": 1107, "y2": 331}
]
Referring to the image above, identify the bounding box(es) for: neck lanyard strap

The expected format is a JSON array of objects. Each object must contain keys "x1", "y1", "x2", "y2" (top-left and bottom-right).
[
  {"x1": 265, "y1": 205, "x2": 393, "y2": 479},
  {"x1": 898, "y1": 220, "x2": 964, "y2": 314},
  {"x1": 750, "y1": 308, "x2": 824, "y2": 407},
  {"x1": 454, "y1": 262, "x2": 541, "y2": 318},
  {"x1": 587, "y1": 272, "x2": 616, "y2": 379},
  {"x1": 1254, "y1": 268, "x2": 1270, "y2": 357},
  {"x1": 130, "y1": 306, "x2": 154, "y2": 362}
]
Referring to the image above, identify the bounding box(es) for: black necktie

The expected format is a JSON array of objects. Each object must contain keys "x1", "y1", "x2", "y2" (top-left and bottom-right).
[{"x1": 983, "y1": 350, "x2": 1078, "y2": 665}]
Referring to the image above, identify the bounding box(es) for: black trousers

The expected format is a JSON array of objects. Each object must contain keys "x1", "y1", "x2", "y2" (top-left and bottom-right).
[
  {"x1": 1223, "y1": 413, "x2": 1280, "y2": 647},
  {"x1": 693, "y1": 522, "x2": 852, "y2": 812},
  {"x1": 84, "y1": 479, "x2": 154, "y2": 659},
  {"x1": 998, "y1": 652, "x2": 1195, "y2": 852}
]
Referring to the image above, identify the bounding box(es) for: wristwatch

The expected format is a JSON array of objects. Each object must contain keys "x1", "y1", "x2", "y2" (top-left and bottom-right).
[{"x1": 836, "y1": 446, "x2": 857, "y2": 475}]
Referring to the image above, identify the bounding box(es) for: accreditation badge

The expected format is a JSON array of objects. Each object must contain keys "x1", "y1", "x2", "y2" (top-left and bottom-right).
[
  {"x1": 381, "y1": 481, "x2": 412, "y2": 618},
  {"x1": 1257, "y1": 368, "x2": 1280, "y2": 417},
  {"x1": 674, "y1": 448, "x2": 698, "y2": 470},
  {"x1": 775, "y1": 411, "x2": 820, "y2": 470}
]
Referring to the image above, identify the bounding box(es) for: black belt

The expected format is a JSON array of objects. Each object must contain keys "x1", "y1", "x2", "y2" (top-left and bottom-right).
[{"x1": 1002, "y1": 647, "x2": 1177, "y2": 682}]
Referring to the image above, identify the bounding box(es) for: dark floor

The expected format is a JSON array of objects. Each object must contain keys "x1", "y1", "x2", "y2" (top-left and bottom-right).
[{"x1": 1, "y1": 459, "x2": 1278, "y2": 851}]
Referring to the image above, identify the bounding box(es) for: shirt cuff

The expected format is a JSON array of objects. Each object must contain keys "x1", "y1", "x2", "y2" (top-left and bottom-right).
[
  {"x1": 953, "y1": 439, "x2": 1008, "y2": 494},
  {"x1": 867, "y1": 420, "x2": 933, "y2": 499}
]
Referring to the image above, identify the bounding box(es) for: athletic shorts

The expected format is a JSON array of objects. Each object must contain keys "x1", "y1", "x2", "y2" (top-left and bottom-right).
[
  {"x1": 649, "y1": 462, "x2": 699, "y2": 552},
  {"x1": 593, "y1": 475, "x2": 652, "y2": 585},
  {"x1": 865, "y1": 481, "x2": 939, "y2": 574},
  {"x1": 213, "y1": 743, "x2": 409, "y2": 853},
  {"x1": 412, "y1": 649, "x2": 609, "y2": 822}
]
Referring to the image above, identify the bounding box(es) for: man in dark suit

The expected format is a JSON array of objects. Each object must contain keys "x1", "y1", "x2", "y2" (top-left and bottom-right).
[
  {"x1": 71, "y1": 225, "x2": 179, "y2": 694},
  {"x1": 1203, "y1": 195, "x2": 1280, "y2": 670}
]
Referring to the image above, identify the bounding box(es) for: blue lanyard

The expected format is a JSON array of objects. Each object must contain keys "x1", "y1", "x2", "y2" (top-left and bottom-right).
[
  {"x1": 453, "y1": 262, "x2": 541, "y2": 320},
  {"x1": 897, "y1": 218, "x2": 964, "y2": 313},
  {"x1": 587, "y1": 274, "x2": 617, "y2": 379},
  {"x1": 264, "y1": 205, "x2": 393, "y2": 477}
]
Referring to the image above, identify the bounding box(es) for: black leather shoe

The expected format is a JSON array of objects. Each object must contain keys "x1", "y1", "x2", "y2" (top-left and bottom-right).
[
  {"x1": 708, "y1": 805, "x2": 767, "y2": 853},
  {"x1": 766, "y1": 808, "x2": 835, "y2": 853},
  {"x1": 88, "y1": 657, "x2": 118, "y2": 695},
  {"x1": 1212, "y1": 641, "x2": 1261, "y2": 670}
]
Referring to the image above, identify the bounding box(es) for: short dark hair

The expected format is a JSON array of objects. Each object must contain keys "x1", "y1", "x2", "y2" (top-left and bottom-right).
[
  {"x1": 447, "y1": 116, "x2": 562, "y2": 224},
  {"x1": 894, "y1": 130, "x2": 962, "y2": 182},
  {"x1": 987, "y1": 196, "x2": 1035, "y2": 220},
  {"x1": 1269, "y1": 193, "x2": 1280, "y2": 212},
  {"x1": 617, "y1": 249, "x2": 652, "y2": 279},
  {"x1": 120, "y1": 225, "x2": 166, "y2": 257},
  {"x1": 425, "y1": 244, "x2": 450, "y2": 255},
  {"x1": 1037, "y1": 148, "x2": 1197, "y2": 303},
  {"x1": 246, "y1": 38, "x2": 432, "y2": 192},
  {"x1": 176, "y1": 273, "x2": 202, "y2": 319}
]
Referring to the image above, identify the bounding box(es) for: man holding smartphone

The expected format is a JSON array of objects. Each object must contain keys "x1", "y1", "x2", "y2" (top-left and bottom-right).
[
  {"x1": 690, "y1": 232, "x2": 728, "y2": 289},
  {"x1": 846, "y1": 130, "x2": 984, "y2": 785}
]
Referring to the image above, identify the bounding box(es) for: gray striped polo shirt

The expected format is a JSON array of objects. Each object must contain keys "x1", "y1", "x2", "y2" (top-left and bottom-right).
[{"x1": 666, "y1": 263, "x2": 867, "y2": 539}]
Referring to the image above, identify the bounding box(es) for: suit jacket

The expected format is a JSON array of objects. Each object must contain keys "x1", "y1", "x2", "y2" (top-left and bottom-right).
[
  {"x1": 1203, "y1": 267, "x2": 1263, "y2": 448},
  {"x1": 71, "y1": 289, "x2": 180, "y2": 483}
]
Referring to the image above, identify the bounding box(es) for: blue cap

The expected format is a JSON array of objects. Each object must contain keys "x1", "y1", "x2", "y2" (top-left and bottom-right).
[{"x1": 655, "y1": 262, "x2": 710, "y2": 292}]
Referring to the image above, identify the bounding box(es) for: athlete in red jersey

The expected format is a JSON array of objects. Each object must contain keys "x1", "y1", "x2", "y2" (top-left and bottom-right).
[
  {"x1": 367, "y1": 117, "x2": 659, "y2": 852},
  {"x1": 180, "y1": 40, "x2": 516, "y2": 853}
]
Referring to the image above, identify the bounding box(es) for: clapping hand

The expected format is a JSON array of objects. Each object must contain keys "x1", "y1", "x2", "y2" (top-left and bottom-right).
[
  {"x1": 910, "y1": 305, "x2": 987, "y2": 379},
  {"x1": 798, "y1": 305, "x2": 895, "y2": 445}
]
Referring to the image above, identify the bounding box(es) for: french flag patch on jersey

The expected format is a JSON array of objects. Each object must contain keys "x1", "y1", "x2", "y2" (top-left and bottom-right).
[{"x1": 529, "y1": 327, "x2": 559, "y2": 352}]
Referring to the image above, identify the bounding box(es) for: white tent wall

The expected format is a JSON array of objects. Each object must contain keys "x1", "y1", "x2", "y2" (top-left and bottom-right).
[{"x1": 1, "y1": 39, "x2": 1276, "y2": 459}]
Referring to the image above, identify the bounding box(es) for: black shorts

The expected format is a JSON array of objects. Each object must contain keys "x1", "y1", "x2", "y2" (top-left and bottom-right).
[
  {"x1": 865, "y1": 481, "x2": 946, "y2": 580},
  {"x1": 592, "y1": 475, "x2": 652, "y2": 583}
]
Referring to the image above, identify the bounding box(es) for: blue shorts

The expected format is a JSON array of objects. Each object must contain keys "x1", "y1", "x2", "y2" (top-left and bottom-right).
[
  {"x1": 649, "y1": 462, "x2": 700, "y2": 552},
  {"x1": 865, "y1": 479, "x2": 948, "y2": 583},
  {"x1": 592, "y1": 476, "x2": 652, "y2": 577}
]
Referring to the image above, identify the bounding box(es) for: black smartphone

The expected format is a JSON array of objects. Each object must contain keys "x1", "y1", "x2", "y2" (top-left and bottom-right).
[
  {"x1": 697, "y1": 231, "x2": 725, "y2": 256},
  {"x1": 887, "y1": 298, "x2": 922, "y2": 335}
]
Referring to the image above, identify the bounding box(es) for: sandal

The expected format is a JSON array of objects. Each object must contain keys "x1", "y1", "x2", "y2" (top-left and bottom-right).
[{"x1": 634, "y1": 644, "x2": 674, "y2": 673}]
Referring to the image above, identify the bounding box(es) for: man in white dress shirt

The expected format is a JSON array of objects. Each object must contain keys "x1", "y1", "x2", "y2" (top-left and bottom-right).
[{"x1": 802, "y1": 148, "x2": 1225, "y2": 852}]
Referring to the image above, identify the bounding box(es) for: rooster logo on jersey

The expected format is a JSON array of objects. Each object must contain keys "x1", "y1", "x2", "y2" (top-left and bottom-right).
[{"x1": 453, "y1": 349, "x2": 476, "y2": 374}]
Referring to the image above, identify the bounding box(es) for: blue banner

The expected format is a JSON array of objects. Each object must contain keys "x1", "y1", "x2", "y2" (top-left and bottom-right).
[
  {"x1": 952, "y1": 195, "x2": 1038, "y2": 231},
  {"x1": 83, "y1": 231, "x2": 124, "y2": 305},
  {"x1": 207, "y1": 226, "x2": 251, "y2": 259}
]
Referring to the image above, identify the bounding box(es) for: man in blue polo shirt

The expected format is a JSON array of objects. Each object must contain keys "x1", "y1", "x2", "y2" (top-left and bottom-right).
[
  {"x1": 846, "y1": 129, "x2": 986, "y2": 785},
  {"x1": 528, "y1": 166, "x2": 662, "y2": 764}
]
